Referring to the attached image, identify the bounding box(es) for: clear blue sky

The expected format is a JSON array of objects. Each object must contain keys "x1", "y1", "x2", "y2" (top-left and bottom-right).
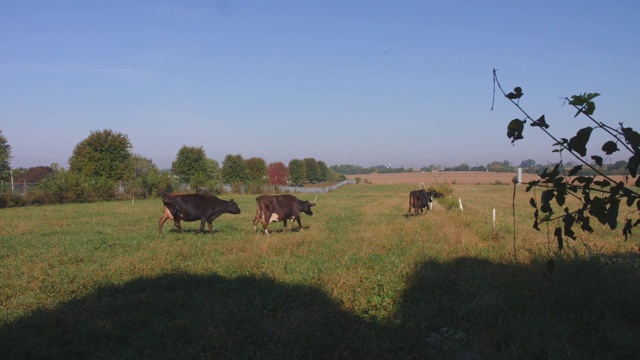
[{"x1": 1, "y1": 1, "x2": 638, "y2": 170}]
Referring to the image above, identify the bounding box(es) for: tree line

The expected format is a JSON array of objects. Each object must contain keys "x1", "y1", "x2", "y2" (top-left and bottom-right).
[
  {"x1": 0, "y1": 129, "x2": 344, "y2": 207},
  {"x1": 331, "y1": 159, "x2": 631, "y2": 176}
]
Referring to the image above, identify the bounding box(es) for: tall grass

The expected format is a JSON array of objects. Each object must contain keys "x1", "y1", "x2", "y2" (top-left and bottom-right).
[{"x1": 1, "y1": 184, "x2": 638, "y2": 359}]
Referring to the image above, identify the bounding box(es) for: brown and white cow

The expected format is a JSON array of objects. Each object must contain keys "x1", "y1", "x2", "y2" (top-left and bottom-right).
[
  {"x1": 159, "y1": 193, "x2": 241, "y2": 234},
  {"x1": 408, "y1": 189, "x2": 434, "y2": 215},
  {"x1": 253, "y1": 194, "x2": 316, "y2": 235}
]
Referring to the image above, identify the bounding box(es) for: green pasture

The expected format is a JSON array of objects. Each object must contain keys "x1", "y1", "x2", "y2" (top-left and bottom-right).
[{"x1": 1, "y1": 184, "x2": 639, "y2": 359}]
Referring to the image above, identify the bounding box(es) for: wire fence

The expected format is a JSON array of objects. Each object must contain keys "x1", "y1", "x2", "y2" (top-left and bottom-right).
[
  {"x1": 1, "y1": 179, "x2": 357, "y2": 196},
  {"x1": 0, "y1": 181, "x2": 37, "y2": 194},
  {"x1": 221, "y1": 180, "x2": 356, "y2": 194}
]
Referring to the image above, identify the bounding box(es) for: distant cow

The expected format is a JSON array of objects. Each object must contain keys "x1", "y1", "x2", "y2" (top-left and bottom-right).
[
  {"x1": 408, "y1": 189, "x2": 434, "y2": 215},
  {"x1": 253, "y1": 194, "x2": 316, "y2": 235},
  {"x1": 159, "y1": 193, "x2": 241, "y2": 234}
]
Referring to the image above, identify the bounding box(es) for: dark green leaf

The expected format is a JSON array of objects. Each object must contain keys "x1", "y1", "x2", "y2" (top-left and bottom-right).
[
  {"x1": 526, "y1": 180, "x2": 540, "y2": 192},
  {"x1": 623, "y1": 219, "x2": 632, "y2": 241},
  {"x1": 621, "y1": 125, "x2": 640, "y2": 150},
  {"x1": 601, "y1": 141, "x2": 619, "y2": 155},
  {"x1": 607, "y1": 198, "x2": 620, "y2": 230},
  {"x1": 507, "y1": 119, "x2": 526, "y2": 143},
  {"x1": 568, "y1": 165, "x2": 582, "y2": 176},
  {"x1": 554, "y1": 227, "x2": 564, "y2": 251},
  {"x1": 628, "y1": 154, "x2": 639, "y2": 177},
  {"x1": 572, "y1": 176, "x2": 593, "y2": 187},
  {"x1": 506, "y1": 87, "x2": 524, "y2": 100},
  {"x1": 594, "y1": 180, "x2": 611, "y2": 188},
  {"x1": 530, "y1": 115, "x2": 549, "y2": 129},
  {"x1": 563, "y1": 213, "x2": 576, "y2": 240},
  {"x1": 591, "y1": 156, "x2": 603, "y2": 166},
  {"x1": 568, "y1": 95, "x2": 585, "y2": 107},
  {"x1": 610, "y1": 182, "x2": 624, "y2": 197},
  {"x1": 569, "y1": 93, "x2": 600, "y2": 117},
  {"x1": 584, "y1": 101, "x2": 596, "y2": 116},
  {"x1": 589, "y1": 197, "x2": 608, "y2": 225},
  {"x1": 541, "y1": 189, "x2": 555, "y2": 214},
  {"x1": 529, "y1": 198, "x2": 537, "y2": 208},
  {"x1": 579, "y1": 216, "x2": 594, "y2": 233},
  {"x1": 568, "y1": 127, "x2": 593, "y2": 157}
]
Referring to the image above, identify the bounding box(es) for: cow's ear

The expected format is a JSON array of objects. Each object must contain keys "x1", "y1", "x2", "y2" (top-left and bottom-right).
[{"x1": 310, "y1": 203, "x2": 316, "y2": 207}]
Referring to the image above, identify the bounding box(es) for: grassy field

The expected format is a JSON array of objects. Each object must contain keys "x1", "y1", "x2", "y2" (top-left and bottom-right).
[{"x1": 1, "y1": 183, "x2": 639, "y2": 359}]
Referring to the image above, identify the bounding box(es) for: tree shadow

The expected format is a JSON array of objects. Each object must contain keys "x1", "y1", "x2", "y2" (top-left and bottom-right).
[
  {"x1": 2, "y1": 255, "x2": 640, "y2": 359},
  {"x1": 0, "y1": 273, "x2": 404, "y2": 359}
]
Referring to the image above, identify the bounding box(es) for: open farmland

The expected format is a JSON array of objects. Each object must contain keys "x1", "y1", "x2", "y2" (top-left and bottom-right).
[
  {"x1": 346, "y1": 170, "x2": 626, "y2": 185},
  {"x1": 1, "y1": 184, "x2": 639, "y2": 358}
]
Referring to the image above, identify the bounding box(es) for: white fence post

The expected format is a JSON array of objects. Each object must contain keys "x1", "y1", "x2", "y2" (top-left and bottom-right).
[{"x1": 493, "y1": 209, "x2": 496, "y2": 228}]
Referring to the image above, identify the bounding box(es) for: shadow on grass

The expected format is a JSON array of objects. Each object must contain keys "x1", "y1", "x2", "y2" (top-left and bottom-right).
[{"x1": 2, "y1": 255, "x2": 640, "y2": 359}]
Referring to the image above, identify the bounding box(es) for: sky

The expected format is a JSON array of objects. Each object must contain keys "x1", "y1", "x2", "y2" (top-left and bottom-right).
[{"x1": 1, "y1": 1, "x2": 639, "y2": 170}]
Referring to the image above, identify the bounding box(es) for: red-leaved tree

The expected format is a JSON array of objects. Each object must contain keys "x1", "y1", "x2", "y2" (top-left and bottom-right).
[{"x1": 267, "y1": 162, "x2": 289, "y2": 185}]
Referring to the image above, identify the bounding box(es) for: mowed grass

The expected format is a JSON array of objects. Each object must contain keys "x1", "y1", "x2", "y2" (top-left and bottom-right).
[{"x1": 1, "y1": 184, "x2": 639, "y2": 359}]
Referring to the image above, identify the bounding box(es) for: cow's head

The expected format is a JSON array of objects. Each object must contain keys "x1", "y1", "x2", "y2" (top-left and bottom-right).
[
  {"x1": 301, "y1": 200, "x2": 316, "y2": 216},
  {"x1": 227, "y1": 199, "x2": 242, "y2": 214}
]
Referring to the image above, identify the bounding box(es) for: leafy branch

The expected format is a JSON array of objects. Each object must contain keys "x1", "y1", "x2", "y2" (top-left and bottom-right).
[{"x1": 492, "y1": 69, "x2": 640, "y2": 251}]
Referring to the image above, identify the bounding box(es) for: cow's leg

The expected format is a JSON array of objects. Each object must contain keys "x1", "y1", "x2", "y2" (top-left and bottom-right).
[
  {"x1": 195, "y1": 218, "x2": 207, "y2": 234},
  {"x1": 159, "y1": 207, "x2": 174, "y2": 234},
  {"x1": 173, "y1": 219, "x2": 184, "y2": 233},
  {"x1": 253, "y1": 213, "x2": 262, "y2": 232},
  {"x1": 295, "y1": 216, "x2": 303, "y2": 231},
  {"x1": 159, "y1": 215, "x2": 169, "y2": 234},
  {"x1": 207, "y1": 220, "x2": 214, "y2": 234},
  {"x1": 261, "y1": 217, "x2": 270, "y2": 235}
]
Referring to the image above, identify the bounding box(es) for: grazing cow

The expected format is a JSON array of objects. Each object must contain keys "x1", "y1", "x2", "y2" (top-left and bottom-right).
[
  {"x1": 430, "y1": 190, "x2": 445, "y2": 199},
  {"x1": 159, "y1": 193, "x2": 241, "y2": 234},
  {"x1": 253, "y1": 194, "x2": 316, "y2": 235},
  {"x1": 408, "y1": 189, "x2": 434, "y2": 215}
]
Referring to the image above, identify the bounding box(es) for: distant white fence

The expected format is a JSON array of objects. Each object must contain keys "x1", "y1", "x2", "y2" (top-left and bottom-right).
[
  {"x1": 279, "y1": 180, "x2": 356, "y2": 193},
  {"x1": 222, "y1": 180, "x2": 356, "y2": 194}
]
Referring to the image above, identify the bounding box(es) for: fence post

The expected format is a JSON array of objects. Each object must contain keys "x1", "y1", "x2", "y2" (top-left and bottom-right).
[{"x1": 493, "y1": 209, "x2": 496, "y2": 228}]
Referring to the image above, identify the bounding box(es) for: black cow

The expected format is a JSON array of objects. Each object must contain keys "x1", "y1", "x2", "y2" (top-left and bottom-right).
[
  {"x1": 159, "y1": 193, "x2": 241, "y2": 234},
  {"x1": 253, "y1": 194, "x2": 316, "y2": 235},
  {"x1": 408, "y1": 189, "x2": 434, "y2": 215}
]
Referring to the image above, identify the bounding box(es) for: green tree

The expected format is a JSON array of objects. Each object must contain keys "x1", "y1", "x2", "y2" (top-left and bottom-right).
[
  {"x1": 171, "y1": 146, "x2": 207, "y2": 185},
  {"x1": 519, "y1": 159, "x2": 536, "y2": 168},
  {"x1": 206, "y1": 158, "x2": 221, "y2": 180},
  {"x1": 68, "y1": 129, "x2": 132, "y2": 181},
  {"x1": 221, "y1": 154, "x2": 248, "y2": 185},
  {"x1": 288, "y1": 159, "x2": 306, "y2": 186},
  {"x1": 303, "y1": 158, "x2": 319, "y2": 183},
  {"x1": 494, "y1": 69, "x2": 640, "y2": 248},
  {"x1": 487, "y1": 161, "x2": 509, "y2": 173},
  {"x1": 131, "y1": 154, "x2": 158, "y2": 179},
  {"x1": 127, "y1": 154, "x2": 161, "y2": 198},
  {"x1": 0, "y1": 129, "x2": 12, "y2": 182},
  {"x1": 317, "y1": 161, "x2": 329, "y2": 182},
  {"x1": 246, "y1": 157, "x2": 268, "y2": 183}
]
